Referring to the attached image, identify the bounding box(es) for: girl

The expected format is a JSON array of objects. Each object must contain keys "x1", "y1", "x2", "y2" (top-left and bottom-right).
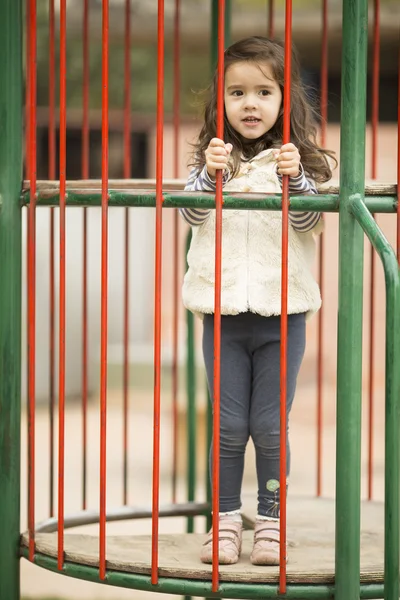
[{"x1": 180, "y1": 36, "x2": 335, "y2": 567}]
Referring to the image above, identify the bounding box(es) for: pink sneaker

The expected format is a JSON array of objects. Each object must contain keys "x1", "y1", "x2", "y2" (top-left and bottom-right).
[
  {"x1": 200, "y1": 518, "x2": 243, "y2": 565},
  {"x1": 250, "y1": 520, "x2": 284, "y2": 566}
]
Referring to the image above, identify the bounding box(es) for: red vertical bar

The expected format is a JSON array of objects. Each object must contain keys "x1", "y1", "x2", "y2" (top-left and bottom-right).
[
  {"x1": 368, "y1": 256, "x2": 376, "y2": 500},
  {"x1": 25, "y1": 0, "x2": 31, "y2": 181},
  {"x1": 123, "y1": 0, "x2": 131, "y2": 507},
  {"x1": 82, "y1": 209, "x2": 88, "y2": 510},
  {"x1": 123, "y1": 205, "x2": 129, "y2": 506},
  {"x1": 25, "y1": 0, "x2": 31, "y2": 502},
  {"x1": 25, "y1": 0, "x2": 31, "y2": 538},
  {"x1": 367, "y1": 0, "x2": 380, "y2": 501},
  {"x1": 211, "y1": 0, "x2": 225, "y2": 593},
  {"x1": 82, "y1": 0, "x2": 90, "y2": 182},
  {"x1": 280, "y1": 0, "x2": 293, "y2": 592},
  {"x1": 48, "y1": 0, "x2": 56, "y2": 182},
  {"x1": 173, "y1": 0, "x2": 180, "y2": 181},
  {"x1": 316, "y1": 0, "x2": 328, "y2": 499},
  {"x1": 48, "y1": 0, "x2": 56, "y2": 520},
  {"x1": 316, "y1": 239, "x2": 324, "y2": 497},
  {"x1": 151, "y1": 0, "x2": 165, "y2": 585},
  {"x1": 58, "y1": 0, "x2": 67, "y2": 572},
  {"x1": 171, "y1": 216, "x2": 179, "y2": 505},
  {"x1": 82, "y1": 0, "x2": 89, "y2": 511},
  {"x1": 99, "y1": 0, "x2": 110, "y2": 581},
  {"x1": 268, "y1": 0, "x2": 274, "y2": 38},
  {"x1": 320, "y1": 0, "x2": 328, "y2": 147},
  {"x1": 171, "y1": 0, "x2": 180, "y2": 504},
  {"x1": 28, "y1": 0, "x2": 37, "y2": 564},
  {"x1": 123, "y1": 0, "x2": 131, "y2": 181}
]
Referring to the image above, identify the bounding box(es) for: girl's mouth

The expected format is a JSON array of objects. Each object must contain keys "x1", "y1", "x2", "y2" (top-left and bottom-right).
[{"x1": 242, "y1": 117, "x2": 261, "y2": 127}]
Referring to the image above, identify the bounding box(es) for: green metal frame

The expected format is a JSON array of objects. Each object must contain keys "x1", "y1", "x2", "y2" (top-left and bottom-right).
[
  {"x1": 334, "y1": 0, "x2": 368, "y2": 598},
  {"x1": 20, "y1": 191, "x2": 397, "y2": 212},
  {"x1": 0, "y1": 2, "x2": 23, "y2": 600},
  {"x1": 2, "y1": 0, "x2": 400, "y2": 598},
  {"x1": 335, "y1": 2, "x2": 400, "y2": 600},
  {"x1": 185, "y1": 231, "x2": 197, "y2": 535},
  {"x1": 17, "y1": 547, "x2": 390, "y2": 599},
  {"x1": 211, "y1": 0, "x2": 231, "y2": 70}
]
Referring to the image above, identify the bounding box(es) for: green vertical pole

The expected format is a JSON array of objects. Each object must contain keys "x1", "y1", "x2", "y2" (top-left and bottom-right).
[
  {"x1": 384, "y1": 276, "x2": 400, "y2": 600},
  {"x1": 211, "y1": 0, "x2": 231, "y2": 71},
  {"x1": 0, "y1": 1, "x2": 23, "y2": 600},
  {"x1": 335, "y1": 0, "x2": 368, "y2": 598},
  {"x1": 383, "y1": 269, "x2": 400, "y2": 600},
  {"x1": 186, "y1": 233, "x2": 196, "y2": 535},
  {"x1": 185, "y1": 236, "x2": 196, "y2": 600}
]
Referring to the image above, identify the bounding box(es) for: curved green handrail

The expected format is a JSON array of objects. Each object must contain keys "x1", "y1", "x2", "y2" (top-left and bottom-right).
[{"x1": 350, "y1": 196, "x2": 400, "y2": 600}]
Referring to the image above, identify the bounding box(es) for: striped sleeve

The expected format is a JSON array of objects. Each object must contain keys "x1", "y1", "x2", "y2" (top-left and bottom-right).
[
  {"x1": 277, "y1": 165, "x2": 321, "y2": 233},
  {"x1": 179, "y1": 166, "x2": 230, "y2": 226}
]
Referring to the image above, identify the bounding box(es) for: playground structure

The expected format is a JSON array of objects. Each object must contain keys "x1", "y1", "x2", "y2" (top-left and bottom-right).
[{"x1": 0, "y1": 0, "x2": 399, "y2": 599}]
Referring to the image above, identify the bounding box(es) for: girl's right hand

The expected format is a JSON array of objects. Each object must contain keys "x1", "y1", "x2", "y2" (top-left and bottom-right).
[{"x1": 205, "y1": 138, "x2": 233, "y2": 179}]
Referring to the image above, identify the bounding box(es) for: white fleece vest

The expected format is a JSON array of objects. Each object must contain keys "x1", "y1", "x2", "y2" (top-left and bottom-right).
[{"x1": 182, "y1": 149, "x2": 322, "y2": 318}]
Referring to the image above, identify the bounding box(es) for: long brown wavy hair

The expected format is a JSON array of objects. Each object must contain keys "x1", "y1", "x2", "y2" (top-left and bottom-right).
[{"x1": 190, "y1": 36, "x2": 336, "y2": 183}]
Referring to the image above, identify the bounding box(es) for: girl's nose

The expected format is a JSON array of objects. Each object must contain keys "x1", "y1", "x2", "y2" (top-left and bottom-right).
[{"x1": 244, "y1": 95, "x2": 257, "y2": 109}]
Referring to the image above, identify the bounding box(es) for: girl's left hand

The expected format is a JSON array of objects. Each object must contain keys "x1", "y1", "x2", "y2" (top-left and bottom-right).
[{"x1": 274, "y1": 143, "x2": 301, "y2": 177}]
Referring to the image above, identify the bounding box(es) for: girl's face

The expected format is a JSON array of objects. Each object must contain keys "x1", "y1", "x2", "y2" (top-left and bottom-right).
[{"x1": 224, "y1": 60, "x2": 282, "y2": 140}]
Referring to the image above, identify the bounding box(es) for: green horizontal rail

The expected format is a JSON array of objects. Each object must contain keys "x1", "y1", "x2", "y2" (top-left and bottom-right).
[
  {"x1": 20, "y1": 191, "x2": 397, "y2": 213},
  {"x1": 350, "y1": 197, "x2": 400, "y2": 600},
  {"x1": 34, "y1": 502, "x2": 210, "y2": 534},
  {"x1": 19, "y1": 548, "x2": 386, "y2": 599}
]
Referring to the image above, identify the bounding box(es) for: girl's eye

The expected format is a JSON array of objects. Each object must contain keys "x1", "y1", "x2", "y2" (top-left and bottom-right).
[
  {"x1": 232, "y1": 90, "x2": 243, "y2": 97},
  {"x1": 260, "y1": 89, "x2": 271, "y2": 96}
]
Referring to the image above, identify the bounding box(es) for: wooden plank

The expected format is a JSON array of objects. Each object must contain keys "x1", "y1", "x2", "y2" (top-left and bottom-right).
[
  {"x1": 22, "y1": 179, "x2": 398, "y2": 196},
  {"x1": 20, "y1": 497, "x2": 385, "y2": 584}
]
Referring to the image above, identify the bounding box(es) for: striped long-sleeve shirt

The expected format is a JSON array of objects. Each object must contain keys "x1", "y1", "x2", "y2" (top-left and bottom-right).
[{"x1": 180, "y1": 164, "x2": 321, "y2": 233}]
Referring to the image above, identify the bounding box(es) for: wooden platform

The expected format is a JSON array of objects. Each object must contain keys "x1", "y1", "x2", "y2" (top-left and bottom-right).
[{"x1": 21, "y1": 498, "x2": 385, "y2": 584}]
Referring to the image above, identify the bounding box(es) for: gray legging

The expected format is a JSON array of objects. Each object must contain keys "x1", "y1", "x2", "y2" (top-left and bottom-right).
[{"x1": 202, "y1": 311, "x2": 306, "y2": 518}]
